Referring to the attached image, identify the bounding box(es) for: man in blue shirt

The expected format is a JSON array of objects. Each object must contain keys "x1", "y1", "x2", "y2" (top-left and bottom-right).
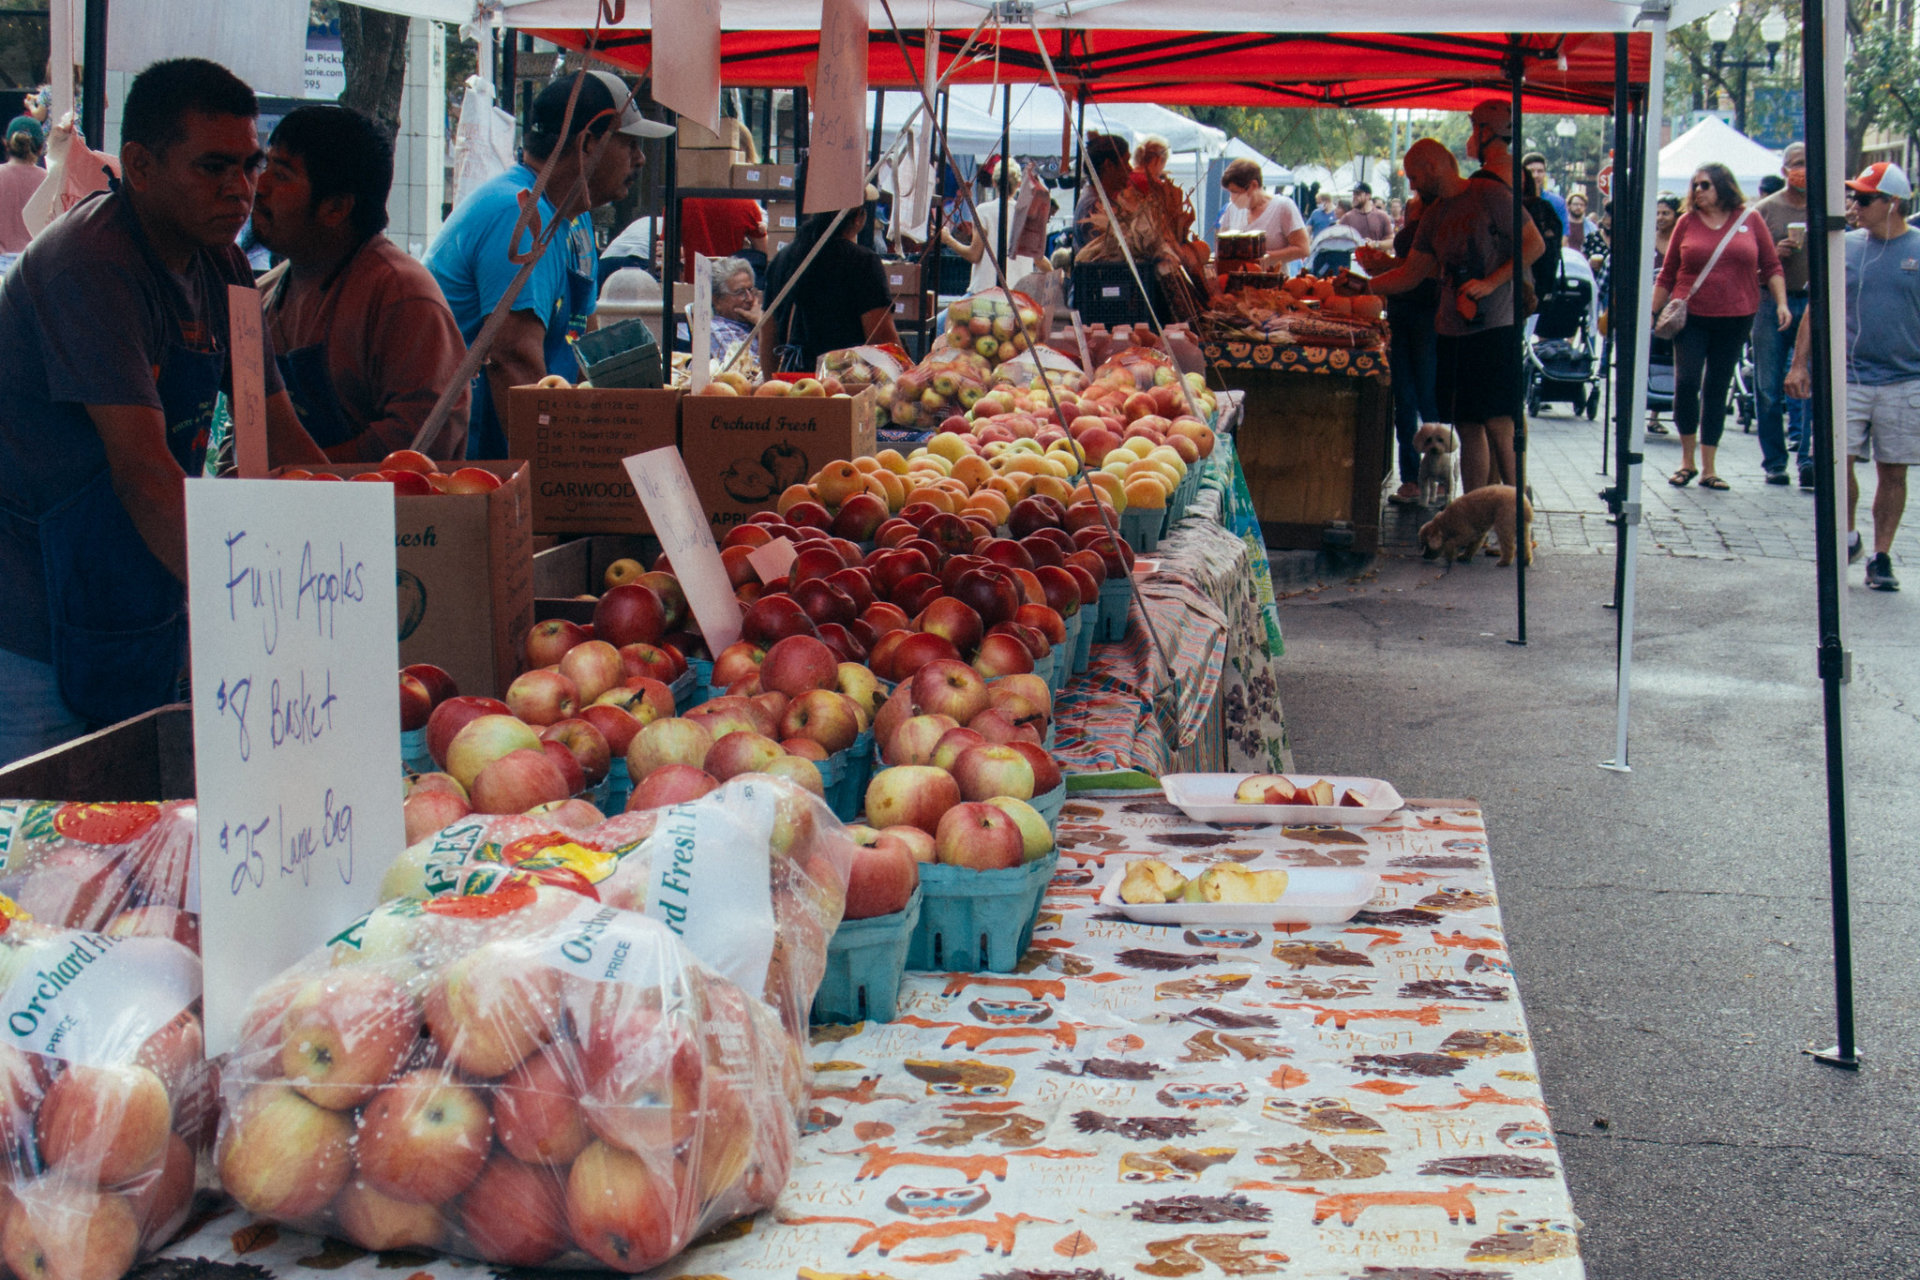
[
  {"x1": 428, "y1": 71, "x2": 673, "y2": 458},
  {"x1": 1521, "y1": 152, "x2": 1570, "y2": 235},
  {"x1": 1306, "y1": 192, "x2": 1337, "y2": 236},
  {"x1": 1788, "y1": 162, "x2": 1920, "y2": 591}
]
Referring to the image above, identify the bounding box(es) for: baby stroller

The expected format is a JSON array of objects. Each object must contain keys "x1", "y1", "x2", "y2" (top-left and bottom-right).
[{"x1": 1524, "y1": 249, "x2": 1602, "y2": 419}]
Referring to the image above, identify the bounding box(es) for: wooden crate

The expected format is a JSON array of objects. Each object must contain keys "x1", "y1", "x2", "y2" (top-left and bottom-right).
[
  {"x1": 1220, "y1": 365, "x2": 1391, "y2": 553},
  {"x1": 0, "y1": 705, "x2": 195, "y2": 801}
]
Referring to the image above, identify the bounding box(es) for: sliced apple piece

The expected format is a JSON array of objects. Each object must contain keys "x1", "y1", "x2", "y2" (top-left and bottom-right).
[
  {"x1": 1339, "y1": 787, "x2": 1370, "y2": 808},
  {"x1": 1234, "y1": 774, "x2": 1297, "y2": 804},
  {"x1": 1304, "y1": 779, "x2": 1337, "y2": 807}
]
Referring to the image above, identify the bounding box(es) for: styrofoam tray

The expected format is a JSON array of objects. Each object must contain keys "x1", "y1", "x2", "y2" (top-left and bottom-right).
[
  {"x1": 1160, "y1": 773, "x2": 1404, "y2": 826},
  {"x1": 1100, "y1": 865, "x2": 1380, "y2": 925}
]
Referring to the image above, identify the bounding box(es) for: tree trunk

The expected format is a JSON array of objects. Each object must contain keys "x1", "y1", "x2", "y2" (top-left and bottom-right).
[{"x1": 339, "y1": 4, "x2": 411, "y2": 133}]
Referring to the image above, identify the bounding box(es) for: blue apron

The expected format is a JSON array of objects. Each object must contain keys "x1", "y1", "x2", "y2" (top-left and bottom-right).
[
  {"x1": 264, "y1": 252, "x2": 361, "y2": 452},
  {"x1": 466, "y1": 217, "x2": 598, "y2": 459},
  {"x1": 37, "y1": 337, "x2": 220, "y2": 726}
]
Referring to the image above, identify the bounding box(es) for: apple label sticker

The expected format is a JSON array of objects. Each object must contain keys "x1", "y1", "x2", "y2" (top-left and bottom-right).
[
  {"x1": 0, "y1": 933, "x2": 198, "y2": 1066},
  {"x1": 746, "y1": 536, "x2": 799, "y2": 583},
  {"x1": 635, "y1": 782, "x2": 778, "y2": 997}
]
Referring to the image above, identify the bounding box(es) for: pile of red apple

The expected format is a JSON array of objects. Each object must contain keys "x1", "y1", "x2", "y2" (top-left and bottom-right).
[
  {"x1": 218, "y1": 892, "x2": 806, "y2": 1273},
  {"x1": 0, "y1": 921, "x2": 209, "y2": 1280},
  {"x1": 612, "y1": 634, "x2": 881, "y2": 810},
  {"x1": 854, "y1": 663, "x2": 1063, "y2": 873},
  {"x1": 712, "y1": 496, "x2": 1130, "y2": 689},
  {"x1": 279, "y1": 448, "x2": 508, "y2": 494}
]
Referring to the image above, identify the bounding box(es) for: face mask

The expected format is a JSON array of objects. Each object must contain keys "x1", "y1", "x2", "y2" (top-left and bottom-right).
[{"x1": 1787, "y1": 168, "x2": 1807, "y2": 191}]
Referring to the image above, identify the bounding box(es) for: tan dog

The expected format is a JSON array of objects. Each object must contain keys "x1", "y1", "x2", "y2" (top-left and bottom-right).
[
  {"x1": 1414, "y1": 424, "x2": 1457, "y2": 507},
  {"x1": 1418, "y1": 485, "x2": 1533, "y2": 566}
]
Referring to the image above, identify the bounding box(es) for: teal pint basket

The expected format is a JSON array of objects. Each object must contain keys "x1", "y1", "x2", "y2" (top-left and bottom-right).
[
  {"x1": 1121, "y1": 505, "x2": 1167, "y2": 553},
  {"x1": 1029, "y1": 781, "x2": 1066, "y2": 836},
  {"x1": 835, "y1": 731, "x2": 876, "y2": 820},
  {"x1": 813, "y1": 887, "x2": 921, "y2": 1025},
  {"x1": 906, "y1": 854, "x2": 1055, "y2": 973},
  {"x1": 401, "y1": 727, "x2": 434, "y2": 775},
  {"x1": 1096, "y1": 576, "x2": 1134, "y2": 642},
  {"x1": 669, "y1": 669, "x2": 697, "y2": 714},
  {"x1": 1071, "y1": 604, "x2": 1096, "y2": 672}
]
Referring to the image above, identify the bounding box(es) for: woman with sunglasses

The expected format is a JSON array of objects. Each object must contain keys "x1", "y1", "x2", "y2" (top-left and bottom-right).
[{"x1": 1651, "y1": 164, "x2": 1790, "y2": 489}]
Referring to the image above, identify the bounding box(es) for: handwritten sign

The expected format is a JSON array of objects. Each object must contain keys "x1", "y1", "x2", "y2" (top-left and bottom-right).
[
  {"x1": 185, "y1": 479, "x2": 404, "y2": 1054},
  {"x1": 227, "y1": 285, "x2": 269, "y2": 478},
  {"x1": 805, "y1": 0, "x2": 870, "y2": 214},
  {"x1": 623, "y1": 448, "x2": 742, "y2": 652},
  {"x1": 690, "y1": 252, "x2": 712, "y2": 394}
]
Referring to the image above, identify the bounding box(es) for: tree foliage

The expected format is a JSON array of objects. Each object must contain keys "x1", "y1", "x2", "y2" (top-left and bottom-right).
[
  {"x1": 1179, "y1": 105, "x2": 1394, "y2": 178},
  {"x1": 1845, "y1": 1, "x2": 1920, "y2": 170}
]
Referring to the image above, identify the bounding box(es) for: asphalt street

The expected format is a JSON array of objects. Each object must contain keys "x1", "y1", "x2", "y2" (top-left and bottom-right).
[{"x1": 1268, "y1": 406, "x2": 1920, "y2": 1280}]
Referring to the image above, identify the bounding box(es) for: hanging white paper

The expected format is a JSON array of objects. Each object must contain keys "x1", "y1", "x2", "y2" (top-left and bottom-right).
[
  {"x1": 805, "y1": 0, "x2": 870, "y2": 214},
  {"x1": 690, "y1": 251, "x2": 713, "y2": 392},
  {"x1": 186, "y1": 480, "x2": 404, "y2": 1055},
  {"x1": 652, "y1": 0, "x2": 722, "y2": 135},
  {"x1": 623, "y1": 448, "x2": 743, "y2": 652}
]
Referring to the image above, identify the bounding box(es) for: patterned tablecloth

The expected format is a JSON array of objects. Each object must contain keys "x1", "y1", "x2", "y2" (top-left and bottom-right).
[
  {"x1": 152, "y1": 794, "x2": 1582, "y2": 1280},
  {"x1": 1055, "y1": 441, "x2": 1293, "y2": 781}
]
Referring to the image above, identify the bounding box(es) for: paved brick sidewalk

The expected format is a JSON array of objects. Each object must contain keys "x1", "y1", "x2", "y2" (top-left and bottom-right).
[{"x1": 1379, "y1": 402, "x2": 1905, "y2": 568}]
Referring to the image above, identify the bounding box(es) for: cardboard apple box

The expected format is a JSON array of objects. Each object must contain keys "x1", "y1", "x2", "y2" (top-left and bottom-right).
[
  {"x1": 679, "y1": 387, "x2": 877, "y2": 538},
  {"x1": 271, "y1": 461, "x2": 533, "y2": 699},
  {"x1": 507, "y1": 386, "x2": 682, "y2": 536}
]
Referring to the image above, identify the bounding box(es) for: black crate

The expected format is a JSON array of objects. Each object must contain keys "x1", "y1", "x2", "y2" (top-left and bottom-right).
[{"x1": 1073, "y1": 262, "x2": 1163, "y2": 326}]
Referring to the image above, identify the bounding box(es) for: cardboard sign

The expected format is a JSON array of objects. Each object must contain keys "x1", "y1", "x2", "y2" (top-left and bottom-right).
[
  {"x1": 227, "y1": 284, "x2": 269, "y2": 479},
  {"x1": 653, "y1": 0, "x2": 721, "y2": 135},
  {"x1": 185, "y1": 479, "x2": 404, "y2": 1054},
  {"x1": 690, "y1": 252, "x2": 712, "y2": 394},
  {"x1": 746, "y1": 536, "x2": 798, "y2": 583},
  {"x1": 805, "y1": 0, "x2": 870, "y2": 214},
  {"x1": 623, "y1": 447, "x2": 742, "y2": 652}
]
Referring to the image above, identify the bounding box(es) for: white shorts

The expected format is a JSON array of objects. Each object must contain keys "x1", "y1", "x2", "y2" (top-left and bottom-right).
[{"x1": 1847, "y1": 380, "x2": 1920, "y2": 465}]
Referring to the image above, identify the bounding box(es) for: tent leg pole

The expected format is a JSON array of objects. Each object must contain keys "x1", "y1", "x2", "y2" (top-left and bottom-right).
[
  {"x1": 1602, "y1": 15, "x2": 1665, "y2": 773},
  {"x1": 1799, "y1": 0, "x2": 1859, "y2": 1071},
  {"x1": 1508, "y1": 42, "x2": 1527, "y2": 647}
]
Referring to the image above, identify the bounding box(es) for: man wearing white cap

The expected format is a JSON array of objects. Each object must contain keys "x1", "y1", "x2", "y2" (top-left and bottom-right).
[
  {"x1": 428, "y1": 70, "x2": 675, "y2": 457},
  {"x1": 1788, "y1": 162, "x2": 1920, "y2": 591}
]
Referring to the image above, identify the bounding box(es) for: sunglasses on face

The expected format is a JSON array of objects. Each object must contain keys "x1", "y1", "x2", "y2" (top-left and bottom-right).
[
  {"x1": 1691, "y1": 180, "x2": 1713, "y2": 190},
  {"x1": 1848, "y1": 192, "x2": 1887, "y2": 206}
]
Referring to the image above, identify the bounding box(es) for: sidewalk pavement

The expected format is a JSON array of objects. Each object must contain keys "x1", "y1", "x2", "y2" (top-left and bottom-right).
[{"x1": 1271, "y1": 406, "x2": 1918, "y2": 1280}]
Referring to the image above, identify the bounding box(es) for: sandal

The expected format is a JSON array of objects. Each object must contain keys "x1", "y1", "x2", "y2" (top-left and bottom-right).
[
  {"x1": 1699, "y1": 475, "x2": 1730, "y2": 490},
  {"x1": 1668, "y1": 467, "x2": 1698, "y2": 487},
  {"x1": 1648, "y1": 420, "x2": 1670, "y2": 435}
]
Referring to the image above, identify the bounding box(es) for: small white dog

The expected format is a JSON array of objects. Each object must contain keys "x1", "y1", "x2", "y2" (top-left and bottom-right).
[{"x1": 1415, "y1": 424, "x2": 1457, "y2": 508}]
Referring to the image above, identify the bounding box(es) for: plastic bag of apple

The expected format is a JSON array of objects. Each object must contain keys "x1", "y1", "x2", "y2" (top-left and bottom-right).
[
  {"x1": 0, "y1": 915, "x2": 211, "y2": 1280},
  {"x1": 216, "y1": 874, "x2": 811, "y2": 1273},
  {"x1": 884, "y1": 348, "x2": 991, "y2": 433},
  {"x1": 985, "y1": 343, "x2": 1091, "y2": 397},
  {"x1": 815, "y1": 344, "x2": 908, "y2": 418},
  {"x1": 938, "y1": 289, "x2": 1042, "y2": 368},
  {"x1": 0, "y1": 800, "x2": 198, "y2": 943}
]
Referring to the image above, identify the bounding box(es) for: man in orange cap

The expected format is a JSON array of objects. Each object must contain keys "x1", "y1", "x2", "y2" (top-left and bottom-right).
[{"x1": 1788, "y1": 162, "x2": 1919, "y2": 591}]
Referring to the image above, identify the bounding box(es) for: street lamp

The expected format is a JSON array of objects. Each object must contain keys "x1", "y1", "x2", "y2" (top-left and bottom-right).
[
  {"x1": 1555, "y1": 117, "x2": 1579, "y2": 139},
  {"x1": 1704, "y1": 4, "x2": 1787, "y2": 134}
]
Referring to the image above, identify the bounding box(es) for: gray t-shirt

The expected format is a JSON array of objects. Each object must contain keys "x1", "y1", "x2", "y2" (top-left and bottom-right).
[
  {"x1": 1752, "y1": 191, "x2": 1811, "y2": 294},
  {"x1": 0, "y1": 189, "x2": 279, "y2": 662},
  {"x1": 1414, "y1": 176, "x2": 1521, "y2": 336},
  {"x1": 1846, "y1": 226, "x2": 1920, "y2": 387}
]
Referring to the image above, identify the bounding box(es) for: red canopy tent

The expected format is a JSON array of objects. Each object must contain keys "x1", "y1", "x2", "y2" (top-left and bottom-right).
[{"x1": 532, "y1": 27, "x2": 1650, "y2": 111}]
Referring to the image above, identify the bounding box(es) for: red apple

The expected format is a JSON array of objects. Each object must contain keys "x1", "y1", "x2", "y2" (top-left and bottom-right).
[
  {"x1": 972, "y1": 631, "x2": 1036, "y2": 678},
  {"x1": 930, "y1": 726, "x2": 988, "y2": 773},
  {"x1": 471, "y1": 747, "x2": 571, "y2": 815},
  {"x1": 934, "y1": 801, "x2": 1027, "y2": 870},
  {"x1": 565, "y1": 1141, "x2": 681, "y2": 1272},
  {"x1": 426, "y1": 942, "x2": 562, "y2": 1078},
  {"x1": 780, "y1": 736, "x2": 829, "y2": 761},
  {"x1": 763, "y1": 754, "x2": 826, "y2": 796},
  {"x1": 541, "y1": 717, "x2": 612, "y2": 786},
  {"x1": 969, "y1": 706, "x2": 1043, "y2": 746},
  {"x1": 559, "y1": 639, "x2": 625, "y2": 705},
  {"x1": 335, "y1": 1178, "x2": 445, "y2": 1251},
  {"x1": 889, "y1": 631, "x2": 963, "y2": 681},
  {"x1": 864, "y1": 764, "x2": 961, "y2": 833},
  {"x1": 2, "y1": 1189, "x2": 139, "y2": 1280},
  {"x1": 1033, "y1": 566, "x2": 1082, "y2": 617},
  {"x1": 354, "y1": 1070, "x2": 493, "y2": 1205},
  {"x1": 1008, "y1": 739, "x2": 1064, "y2": 794},
  {"x1": 741, "y1": 594, "x2": 812, "y2": 645},
  {"x1": 217, "y1": 1084, "x2": 355, "y2": 1219},
  {"x1": 635, "y1": 572, "x2": 689, "y2": 631},
  {"x1": 761, "y1": 634, "x2": 839, "y2": 697},
  {"x1": 843, "y1": 838, "x2": 920, "y2": 919},
  {"x1": 953, "y1": 743, "x2": 1037, "y2": 801},
  {"x1": 953, "y1": 568, "x2": 1020, "y2": 627},
  {"x1": 593, "y1": 584, "x2": 667, "y2": 648},
  {"x1": 597, "y1": 677, "x2": 674, "y2": 726},
  {"x1": 461, "y1": 1154, "x2": 570, "y2": 1265},
  {"x1": 278, "y1": 970, "x2": 420, "y2": 1111},
  {"x1": 35, "y1": 1064, "x2": 171, "y2": 1186},
  {"x1": 919, "y1": 596, "x2": 985, "y2": 655},
  {"x1": 446, "y1": 714, "x2": 543, "y2": 791},
  {"x1": 525, "y1": 796, "x2": 604, "y2": 830},
  {"x1": 814, "y1": 621, "x2": 867, "y2": 664},
  {"x1": 427, "y1": 696, "x2": 512, "y2": 769},
  {"x1": 910, "y1": 658, "x2": 991, "y2": 725},
  {"x1": 628, "y1": 765, "x2": 720, "y2": 809},
  {"x1": 522, "y1": 618, "x2": 587, "y2": 669},
  {"x1": 866, "y1": 629, "x2": 910, "y2": 681},
  {"x1": 1015, "y1": 603, "x2": 1067, "y2": 646},
  {"x1": 402, "y1": 662, "x2": 459, "y2": 707},
  {"x1": 879, "y1": 824, "x2": 937, "y2": 863},
  {"x1": 829, "y1": 492, "x2": 889, "y2": 540},
  {"x1": 579, "y1": 704, "x2": 642, "y2": 757},
  {"x1": 495, "y1": 1048, "x2": 590, "y2": 1167},
  {"x1": 618, "y1": 642, "x2": 678, "y2": 684},
  {"x1": 399, "y1": 672, "x2": 433, "y2": 732},
  {"x1": 506, "y1": 668, "x2": 580, "y2": 727},
  {"x1": 704, "y1": 731, "x2": 785, "y2": 781},
  {"x1": 884, "y1": 714, "x2": 959, "y2": 767},
  {"x1": 980, "y1": 538, "x2": 1035, "y2": 571},
  {"x1": 711, "y1": 640, "x2": 768, "y2": 688},
  {"x1": 779, "y1": 689, "x2": 860, "y2": 754}
]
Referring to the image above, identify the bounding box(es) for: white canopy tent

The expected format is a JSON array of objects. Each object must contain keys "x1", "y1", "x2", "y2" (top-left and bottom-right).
[
  {"x1": 1218, "y1": 137, "x2": 1293, "y2": 189},
  {"x1": 1659, "y1": 114, "x2": 1785, "y2": 192}
]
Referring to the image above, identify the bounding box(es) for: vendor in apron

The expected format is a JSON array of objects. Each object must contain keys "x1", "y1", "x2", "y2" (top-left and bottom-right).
[
  {"x1": 426, "y1": 71, "x2": 674, "y2": 460},
  {"x1": 253, "y1": 105, "x2": 471, "y2": 462},
  {"x1": 0, "y1": 57, "x2": 327, "y2": 765}
]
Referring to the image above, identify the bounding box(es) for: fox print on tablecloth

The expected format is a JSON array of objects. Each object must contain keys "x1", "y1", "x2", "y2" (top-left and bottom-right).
[
  {"x1": 1254, "y1": 1141, "x2": 1389, "y2": 1181},
  {"x1": 1119, "y1": 1146, "x2": 1238, "y2": 1182},
  {"x1": 783, "y1": 1184, "x2": 1059, "y2": 1258},
  {"x1": 1288, "y1": 1182, "x2": 1508, "y2": 1227},
  {"x1": 829, "y1": 1142, "x2": 1095, "y2": 1182},
  {"x1": 1135, "y1": 1231, "x2": 1289, "y2": 1277}
]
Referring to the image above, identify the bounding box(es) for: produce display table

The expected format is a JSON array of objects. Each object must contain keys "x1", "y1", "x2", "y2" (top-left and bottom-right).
[
  {"x1": 1056, "y1": 438, "x2": 1293, "y2": 780},
  {"x1": 153, "y1": 795, "x2": 1582, "y2": 1280},
  {"x1": 1206, "y1": 339, "x2": 1392, "y2": 556}
]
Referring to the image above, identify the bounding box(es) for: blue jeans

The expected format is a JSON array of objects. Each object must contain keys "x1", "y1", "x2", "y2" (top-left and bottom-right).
[
  {"x1": 1390, "y1": 308, "x2": 1440, "y2": 484},
  {"x1": 0, "y1": 647, "x2": 89, "y2": 767},
  {"x1": 1752, "y1": 293, "x2": 1808, "y2": 474}
]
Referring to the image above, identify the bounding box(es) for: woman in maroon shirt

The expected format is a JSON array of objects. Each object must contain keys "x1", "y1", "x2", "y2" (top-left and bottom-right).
[{"x1": 1652, "y1": 164, "x2": 1791, "y2": 489}]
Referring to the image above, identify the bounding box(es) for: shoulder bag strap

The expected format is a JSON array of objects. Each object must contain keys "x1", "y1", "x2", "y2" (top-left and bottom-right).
[{"x1": 1679, "y1": 210, "x2": 1750, "y2": 299}]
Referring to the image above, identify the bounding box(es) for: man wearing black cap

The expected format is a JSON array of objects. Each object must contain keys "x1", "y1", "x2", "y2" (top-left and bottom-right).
[{"x1": 427, "y1": 70, "x2": 674, "y2": 458}]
